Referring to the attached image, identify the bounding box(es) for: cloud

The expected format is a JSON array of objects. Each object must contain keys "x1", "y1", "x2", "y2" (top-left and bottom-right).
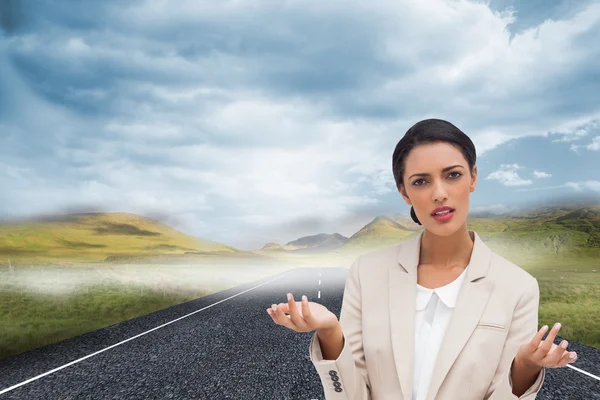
[
  {"x1": 1, "y1": 0, "x2": 600, "y2": 248},
  {"x1": 586, "y1": 136, "x2": 600, "y2": 150},
  {"x1": 485, "y1": 164, "x2": 532, "y2": 186},
  {"x1": 565, "y1": 180, "x2": 600, "y2": 192},
  {"x1": 515, "y1": 180, "x2": 600, "y2": 193},
  {"x1": 551, "y1": 118, "x2": 600, "y2": 143},
  {"x1": 532, "y1": 170, "x2": 552, "y2": 178},
  {"x1": 570, "y1": 135, "x2": 600, "y2": 152}
]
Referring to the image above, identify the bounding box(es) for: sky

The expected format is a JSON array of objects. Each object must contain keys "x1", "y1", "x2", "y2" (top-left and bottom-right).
[{"x1": 0, "y1": 0, "x2": 599, "y2": 250}]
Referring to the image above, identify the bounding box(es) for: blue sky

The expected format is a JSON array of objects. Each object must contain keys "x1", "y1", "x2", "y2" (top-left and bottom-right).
[{"x1": 0, "y1": 0, "x2": 599, "y2": 250}]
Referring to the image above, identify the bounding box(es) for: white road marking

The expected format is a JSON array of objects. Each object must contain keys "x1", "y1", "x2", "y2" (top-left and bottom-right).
[
  {"x1": 565, "y1": 364, "x2": 600, "y2": 381},
  {"x1": 0, "y1": 271, "x2": 296, "y2": 395}
]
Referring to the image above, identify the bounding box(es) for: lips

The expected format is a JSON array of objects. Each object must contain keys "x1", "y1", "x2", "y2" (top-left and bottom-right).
[{"x1": 431, "y1": 206, "x2": 455, "y2": 216}]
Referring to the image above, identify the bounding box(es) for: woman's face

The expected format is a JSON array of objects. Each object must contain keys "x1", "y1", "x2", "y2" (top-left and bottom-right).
[{"x1": 398, "y1": 141, "x2": 477, "y2": 236}]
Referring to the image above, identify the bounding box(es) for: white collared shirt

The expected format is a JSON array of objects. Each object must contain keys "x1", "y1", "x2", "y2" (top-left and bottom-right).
[{"x1": 412, "y1": 265, "x2": 470, "y2": 400}]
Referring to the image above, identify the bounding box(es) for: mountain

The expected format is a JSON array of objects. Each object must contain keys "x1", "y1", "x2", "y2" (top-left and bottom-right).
[
  {"x1": 261, "y1": 242, "x2": 284, "y2": 251},
  {"x1": 333, "y1": 215, "x2": 421, "y2": 254},
  {"x1": 331, "y1": 204, "x2": 600, "y2": 265},
  {"x1": 258, "y1": 233, "x2": 348, "y2": 254},
  {"x1": 0, "y1": 212, "x2": 246, "y2": 264},
  {"x1": 286, "y1": 232, "x2": 348, "y2": 249}
]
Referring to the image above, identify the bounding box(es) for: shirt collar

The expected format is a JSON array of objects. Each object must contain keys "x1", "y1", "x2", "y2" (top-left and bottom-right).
[{"x1": 415, "y1": 265, "x2": 469, "y2": 310}]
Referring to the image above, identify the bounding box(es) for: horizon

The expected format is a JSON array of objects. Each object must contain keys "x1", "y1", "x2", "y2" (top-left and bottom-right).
[{"x1": 1, "y1": 199, "x2": 598, "y2": 251}]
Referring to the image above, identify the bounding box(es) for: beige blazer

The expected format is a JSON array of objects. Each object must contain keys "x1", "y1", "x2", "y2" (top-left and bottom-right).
[{"x1": 309, "y1": 230, "x2": 546, "y2": 400}]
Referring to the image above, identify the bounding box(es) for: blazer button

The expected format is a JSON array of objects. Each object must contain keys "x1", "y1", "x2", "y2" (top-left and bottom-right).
[
  {"x1": 333, "y1": 382, "x2": 342, "y2": 389},
  {"x1": 335, "y1": 387, "x2": 343, "y2": 392},
  {"x1": 328, "y1": 370, "x2": 338, "y2": 376},
  {"x1": 331, "y1": 375, "x2": 339, "y2": 382}
]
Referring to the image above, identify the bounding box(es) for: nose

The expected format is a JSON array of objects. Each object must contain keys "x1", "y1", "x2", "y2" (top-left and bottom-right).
[{"x1": 432, "y1": 180, "x2": 448, "y2": 202}]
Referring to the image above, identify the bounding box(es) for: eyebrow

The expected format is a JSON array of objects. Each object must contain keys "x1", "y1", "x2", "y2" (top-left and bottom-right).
[{"x1": 408, "y1": 164, "x2": 464, "y2": 180}]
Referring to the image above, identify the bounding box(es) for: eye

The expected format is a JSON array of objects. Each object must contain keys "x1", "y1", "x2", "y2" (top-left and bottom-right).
[{"x1": 412, "y1": 171, "x2": 462, "y2": 186}]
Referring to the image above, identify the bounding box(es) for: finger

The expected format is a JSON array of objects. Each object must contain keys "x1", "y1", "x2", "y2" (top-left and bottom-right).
[
  {"x1": 544, "y1": 341, "x2": 568, "y2": 367},
  {"x1": 301, "y1": 295, "x2": 313, "y2": 324},
  {"x1": 287, "y1": 293, "x2": 309, "y2": 331},
  {"x1": 556, "y1": 349, "x2": 577, "y2": 367},
  {"x1": 267, "y1": 308, "x2": 279, "y2": 324},
  {"x1": 273, "y1": 302, "x2": 299, "y2": 331},
  {"x1": 554, "y1": 347, "x2": 577, "y2": 368},
  {"x1": 270, "y1": 303, "x2": 281, "y2": 324},
  {"x1": 277, "y1": 303, "x2": 290, "y2": 313},
  {"x1": 536, "y1": 322, "x2": 562, "y2": 359},
  {"x1": 525, "y1": 325, "x2": 549, "y2": 354}
]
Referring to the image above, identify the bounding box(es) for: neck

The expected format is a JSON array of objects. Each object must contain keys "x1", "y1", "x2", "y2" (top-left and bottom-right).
[{"x1": 419, "y1": 225, "x2": 474, "y2": 269}]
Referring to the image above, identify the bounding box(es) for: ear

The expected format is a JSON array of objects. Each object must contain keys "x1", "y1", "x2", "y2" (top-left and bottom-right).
[
  {"x1": 397, "y1": 183, "x2": 412, "y2": 205},
  {"x1": 470, "y1": 165, "x2": 477, "y2": 192}
]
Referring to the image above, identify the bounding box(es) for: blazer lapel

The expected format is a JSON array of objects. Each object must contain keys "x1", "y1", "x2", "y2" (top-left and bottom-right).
[
  {"x1": 389, "y1": 232, "x2": 420, "y2": 400},
  {"x1": 389, "y1": 230, "x2": 494, "y2": 400}
]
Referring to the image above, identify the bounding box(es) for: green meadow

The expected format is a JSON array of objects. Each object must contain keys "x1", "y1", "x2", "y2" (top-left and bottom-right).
[
  {"x1": 0, "y1": 262, "x2": 294, "y2": 361},
  {"x1": 0, "y1": 205, "x2": 599, "y2": 361},
  {"x1": 0, "y1": 278, "x2": 208, "y2": 361}
]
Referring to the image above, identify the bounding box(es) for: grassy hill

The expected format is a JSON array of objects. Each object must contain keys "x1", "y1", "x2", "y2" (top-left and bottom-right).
[
  {"x1": 0, "y1": 212, "x2": 245, "y2": 264},
  {"x1": 329, "y1": 205, "x2": 600, "y2": 266},
  {"x1": 467, "y1": 205, "x2": 600, "y2": 267},
  {"x1": 336, "y1": 215, "x2": 420, "y2": 251}
]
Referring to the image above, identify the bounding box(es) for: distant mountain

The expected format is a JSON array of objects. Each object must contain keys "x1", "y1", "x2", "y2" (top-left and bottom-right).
[
  {"x1": 258, "y1": 232, "x2": 348, "y2": 254},
  {"x1": 286, "y1": 232, "x2": 348, "y2": 248},
  {"x1": 261, "y1": 242, "x2": 284, "y2": 251},
  {"x1": 0, "y1": 212, "x2": 246, "y2": 264},
  {"x1": 335, "y1": 215, "x2": 420, "y2": 252}
]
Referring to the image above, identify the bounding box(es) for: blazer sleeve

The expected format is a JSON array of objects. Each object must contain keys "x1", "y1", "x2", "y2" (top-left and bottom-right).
[
  {"x1": 485, "y1": 277, "x2": 546, "y2": 400},
  {"x1": 308, "y1": 255, "x2": 372, "y2": 400}
]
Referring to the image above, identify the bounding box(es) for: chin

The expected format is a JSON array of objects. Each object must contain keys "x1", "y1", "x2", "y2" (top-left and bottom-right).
[
  {"x1": 426, "y1": 227, "x2": 457, "y2": 237},
  {"x1": 424, "y1": 219, "x2": 465, "y2": 236}
]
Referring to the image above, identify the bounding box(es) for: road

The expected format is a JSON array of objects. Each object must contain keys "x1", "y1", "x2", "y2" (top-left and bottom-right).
[{"x1": 0, "y1": 268, "x2": 598, "y2": 399}]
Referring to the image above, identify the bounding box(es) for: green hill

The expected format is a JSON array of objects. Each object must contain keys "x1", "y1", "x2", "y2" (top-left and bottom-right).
[
  {"x1": 332, "y1": 205, "x2": 600, "y2": 268},
  {"x1": 0, "y1": 212, "x2": 244, "y2": 264},
  {"x1": 332, "y1": 215, "x2": 420, "y2": 256},
  {"x1": 467, "y1": 205, "x2": 600, "y2": 267}
]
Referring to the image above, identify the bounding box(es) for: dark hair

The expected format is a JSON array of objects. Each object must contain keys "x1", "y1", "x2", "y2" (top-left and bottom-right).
[{"x1": 392, "y1": 118, "x2": 476, "y2": 225}]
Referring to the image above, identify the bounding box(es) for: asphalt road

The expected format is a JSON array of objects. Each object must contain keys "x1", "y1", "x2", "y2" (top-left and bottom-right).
[{"x1": 0, "y1": 267, "x2": 598, "y2": 399}]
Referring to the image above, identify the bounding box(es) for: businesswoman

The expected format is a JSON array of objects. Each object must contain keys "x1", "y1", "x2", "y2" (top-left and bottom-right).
[{"x1": 266, "y1": 119, "x2": 577, "y2": 400}]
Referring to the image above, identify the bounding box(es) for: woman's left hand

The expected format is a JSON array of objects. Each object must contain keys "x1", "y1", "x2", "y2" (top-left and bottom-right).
[{"x1": 515, "y1": 322, "x2": 577, "y2": 369}]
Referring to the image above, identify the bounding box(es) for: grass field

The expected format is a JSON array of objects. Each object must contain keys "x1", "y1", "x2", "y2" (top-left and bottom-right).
[
  {"x1": 524, "y1": 258, "x2": 600, "y2": 350},
  {"x1": 0, "y1": 261, "x2": 296, "y2": 361},
  {"x1": 0, "y1": 282, "x2": 205, "y2": 361}
]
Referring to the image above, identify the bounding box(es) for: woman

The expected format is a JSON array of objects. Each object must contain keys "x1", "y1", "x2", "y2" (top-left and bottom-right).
[{"x1": 266, "y1": 119, "x2": 577, "y2": 400}]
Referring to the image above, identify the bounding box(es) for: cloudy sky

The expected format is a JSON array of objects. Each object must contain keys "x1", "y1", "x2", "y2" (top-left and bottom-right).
[{"x1": 0, "y1": 0, "x2": 599, "y2": 250}]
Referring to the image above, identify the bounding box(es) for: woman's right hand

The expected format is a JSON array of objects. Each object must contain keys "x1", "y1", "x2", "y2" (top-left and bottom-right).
[{"x1": 266, "y1": 293, "x2": 339, "y2": 333}]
